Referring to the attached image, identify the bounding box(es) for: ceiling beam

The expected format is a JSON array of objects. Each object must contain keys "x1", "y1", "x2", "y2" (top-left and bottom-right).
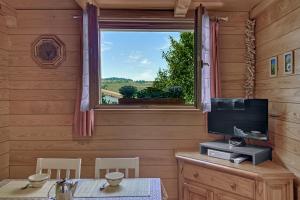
[
  {"x1": 0, "y1": 0, "x2": 17, "y2": 28},
  {"x1": 191, "y1": 1, "x2": 224, "y2": 9},
  {"x1": 174, "y1": 0, "x2": 192, "y2": 17},
  {"x1": 74, "y1": 0, "x2": 99, "y2": 10},
  {"x1": 250, "y1": 0, "x2": 279, "y2": 19}
]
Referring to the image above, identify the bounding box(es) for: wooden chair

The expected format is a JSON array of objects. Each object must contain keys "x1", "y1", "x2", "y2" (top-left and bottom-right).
[
  {"x1": 95, "y1": 157, "x2": 139, "y2": 178},
  {"x1": 36, "y1": 158, "x2": 82, "y2": 179}
]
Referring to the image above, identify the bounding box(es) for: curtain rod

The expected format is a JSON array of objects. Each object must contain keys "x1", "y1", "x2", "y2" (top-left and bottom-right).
[
  {"x1": 73, "y1": 15, "x2": 229, "y2": 22},
  {"x1": 210, "y1": 16, "x2": 229, "y2": 22}
]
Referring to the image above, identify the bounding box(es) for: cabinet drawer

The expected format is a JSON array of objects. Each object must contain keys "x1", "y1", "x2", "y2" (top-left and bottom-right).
[{"x1": 183, "y1": 163, "x2": 255, "y2": 199}]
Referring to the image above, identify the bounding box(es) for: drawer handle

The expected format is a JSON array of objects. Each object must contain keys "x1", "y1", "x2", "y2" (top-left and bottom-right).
[
  {"x1": 193, "y1": 172, "x2": 199, "y2": 178},
  {"x1": 230, "y1": 183, "x2": 237, "y2": 190}
]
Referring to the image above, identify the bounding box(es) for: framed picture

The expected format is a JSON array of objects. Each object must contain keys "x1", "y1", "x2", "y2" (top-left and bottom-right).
[
  {"x1": 270, "y1": 56, "x2": 278, "y2": 77},
  {"x1": 283, "y1": 51, "x2": 294, "y2": 74}
]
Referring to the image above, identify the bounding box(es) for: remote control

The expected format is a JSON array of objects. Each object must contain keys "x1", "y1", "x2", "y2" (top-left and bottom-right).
[{"x1": 230, "y1": 156, "x2": 248, "y2": 164}]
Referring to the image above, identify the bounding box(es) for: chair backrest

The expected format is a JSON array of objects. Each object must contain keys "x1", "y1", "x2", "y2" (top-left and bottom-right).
[
  {"x1": 36, "y1": 158, "x2": 81, "y2": 179},
  {"x1": 95, "y1": 157, "x2": 139, "y2": 178}
]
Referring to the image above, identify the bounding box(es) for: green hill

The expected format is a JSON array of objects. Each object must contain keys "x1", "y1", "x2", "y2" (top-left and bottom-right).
[{"x1": 101, "y1": 77, "x2": 153, "y2": 93}]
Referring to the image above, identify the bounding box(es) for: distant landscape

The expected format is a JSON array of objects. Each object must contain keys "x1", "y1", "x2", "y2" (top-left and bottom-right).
[
  {"x1": 100, "y1": 32, "x2": 194, "y2": 104},
  {"x1": 101, "y1": 77, "x2": 153, "y2": 93}
]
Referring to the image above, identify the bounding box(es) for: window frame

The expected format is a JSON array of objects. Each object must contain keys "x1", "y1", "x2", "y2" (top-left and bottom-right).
[{"x1": 93, "y1": 9, "x2": 203, "y2": 110}]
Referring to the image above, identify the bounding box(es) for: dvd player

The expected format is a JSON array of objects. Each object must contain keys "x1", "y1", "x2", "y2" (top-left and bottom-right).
[{"x1": 207, "y1": 149, "x2": 240, "y2": 160}]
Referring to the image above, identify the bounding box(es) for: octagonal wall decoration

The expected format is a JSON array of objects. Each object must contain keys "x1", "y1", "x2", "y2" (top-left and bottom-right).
[{"x1": 32, "y1": 35, "x2": 66, "y2": 68}]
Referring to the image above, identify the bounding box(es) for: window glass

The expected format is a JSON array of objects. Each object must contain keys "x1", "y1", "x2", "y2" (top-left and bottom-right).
[{"x1": 100, "y1": 31, "x2": 195, "y2": 106}]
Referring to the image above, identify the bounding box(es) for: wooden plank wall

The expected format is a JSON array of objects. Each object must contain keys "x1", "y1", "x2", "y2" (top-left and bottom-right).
[
  {"x1": 7, "y1": 9, "x2": 247, "y2": 200},
  {"x1": 253, "y1": 0, "x2": 300, "y2": 197},
  {"x1": 0, "y1": 15, "x2": 10, "y2": 180}
]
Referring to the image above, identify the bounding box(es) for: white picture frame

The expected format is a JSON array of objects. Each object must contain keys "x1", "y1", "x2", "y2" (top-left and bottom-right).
[{"x1": 283, "y1": 51, "x2": 294, "y2": 75}]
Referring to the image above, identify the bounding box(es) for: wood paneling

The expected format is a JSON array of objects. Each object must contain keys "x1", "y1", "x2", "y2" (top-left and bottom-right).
[
  {"x1": 255, "y1": 0, "x2": 300, "y2": 31},
  {"x1": 0, "y1": 15, "x2": 9, "y2": 180},
  {"x1": 254, "y1": 0, "x2": 300, "y2": 197},
  {"x1": 6, "y1": 7, "x2": 247, "y2": 200},
  {"x1": 250, "y1": 0, "x2": 279, "y2": 19}
]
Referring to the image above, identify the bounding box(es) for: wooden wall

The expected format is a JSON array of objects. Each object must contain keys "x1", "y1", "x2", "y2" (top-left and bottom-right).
[
  {"x1": 6, "y1": 9, "x2": 247, "y2": 200},
  {"x1": 0, "y1": 15, "x2": 10, "y2": 180},
  {"x1": 253, "y1": 0, "x2": 300, "y2": 197}
]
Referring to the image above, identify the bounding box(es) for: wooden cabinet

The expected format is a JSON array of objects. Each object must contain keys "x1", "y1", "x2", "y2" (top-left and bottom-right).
[
  {"x1": 183, "y1": 163, "x2": 254, "y2": 198},
  {"x1": 176, "y1": 152, "x2": 295, "y2": 200},
  {"x1": 215, "y1": 191, "x2": 251, "y2": 200},
  {"x1": 183, "y1": 183, "x2": 213, "y2": 200}
]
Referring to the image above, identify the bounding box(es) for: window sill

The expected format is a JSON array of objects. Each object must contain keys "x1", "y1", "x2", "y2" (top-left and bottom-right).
[{"x1": 94, "y1": 105, "x2": 202, "y2": 112}]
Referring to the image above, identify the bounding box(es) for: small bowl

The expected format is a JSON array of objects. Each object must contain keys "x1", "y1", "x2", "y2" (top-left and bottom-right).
[
  {"x1": 28, "y1": 173, "x2": 49, "y2": 188},
  {"x1": 105, "y1": 172, "x2": 124, "y2": 187}
]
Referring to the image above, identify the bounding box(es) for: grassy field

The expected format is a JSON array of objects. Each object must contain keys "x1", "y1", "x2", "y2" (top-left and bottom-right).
[{"x1": 101, "y1": 77, "x2": 153, "y2": 93}]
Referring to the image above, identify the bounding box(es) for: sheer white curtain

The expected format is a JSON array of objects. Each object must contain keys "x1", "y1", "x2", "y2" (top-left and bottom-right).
[
  {"x1": 201, "y1": 12, "x2": 211, "y2": 112},
  {"x1": 73, "y1": 4, "x2": 96, "y2": 137},
  {"x1": 80, "y1": 9, "x2": 90, "y2": 112}
]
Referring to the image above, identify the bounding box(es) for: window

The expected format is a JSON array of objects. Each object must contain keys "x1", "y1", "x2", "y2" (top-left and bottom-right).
[
  {"x1": 100, "y1": 30, "x2": 195, "y2": 108},
  {"x1": 95, "y1": 10, "x2": 202, "y2": 109}
]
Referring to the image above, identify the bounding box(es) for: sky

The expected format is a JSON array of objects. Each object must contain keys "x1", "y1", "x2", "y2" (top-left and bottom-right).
[{"x1": 101, "y1": 31, "x2": 180, "y2": 81}]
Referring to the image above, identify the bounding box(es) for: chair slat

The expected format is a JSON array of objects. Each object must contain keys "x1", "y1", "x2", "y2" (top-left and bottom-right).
[
  {"x1": 95, "y1": 157, "x2": 139, "y2": 178},
  {"x1": 66, "y1": 169, "x2": 70, "y2": 179},
  {"x1": 56, "y1": 169, "x2": 61, "y2": 179},
  {"x1": 36, "y1": 158, "x2": 81, "y2": 179},
  {"x1": 47, "y1": 169, "x2": 51, "y2": 177}
]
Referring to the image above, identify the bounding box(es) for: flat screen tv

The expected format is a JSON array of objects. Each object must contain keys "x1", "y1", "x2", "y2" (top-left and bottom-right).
[{"x1": 208, "y1": 98, "x2": 268, "y2": 141}]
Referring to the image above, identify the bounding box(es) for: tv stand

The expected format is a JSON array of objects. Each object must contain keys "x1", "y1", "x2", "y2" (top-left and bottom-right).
[
  {"x1": 229, "y1": 137, "x2": 246, "y2": 146},
  {"x1": 200, "y1": 140, "x2": 272, "y2": 165}
]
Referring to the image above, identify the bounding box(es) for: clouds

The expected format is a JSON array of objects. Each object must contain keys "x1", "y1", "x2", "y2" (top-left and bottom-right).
[
  {"x1": 128, "y1": 51, "x2": 142, "y2": 62},
  {"x1": 101, "y1": 41, "x2": 113, "y2": 52},
  {"x1": 124, "y1": 51, "x2": 154, "y2": 80},
  {"x1": 127, "y1": 51, "x2": 152, "y2": 65},
  {"x1": 140, "y1": 58, "x2": 151, "y2": 65},
  {"x1": 132, "y1": 69, "x2": 155, "y2": 81}
]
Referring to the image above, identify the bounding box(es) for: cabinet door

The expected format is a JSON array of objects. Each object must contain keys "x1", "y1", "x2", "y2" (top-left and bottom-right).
[
  {"x1": 265, "y1": 179, "x2": 293, "y2": 200},
  {"x1": 215, "y1": 191, "x2": 252, "y2": 200},
  {"x1": 183, "y1": 183, "x2": 213, "y2": 200}
]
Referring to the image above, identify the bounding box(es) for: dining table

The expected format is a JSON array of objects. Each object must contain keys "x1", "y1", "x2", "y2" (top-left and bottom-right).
[{"x1": 0, "y1": 178, "x2": 163, "y2": 200}]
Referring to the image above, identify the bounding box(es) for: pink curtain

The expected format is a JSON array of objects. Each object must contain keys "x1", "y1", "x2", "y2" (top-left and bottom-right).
[
  {"x1": 73, "y1": 88, "x2": 94, "y2": 137},
  {"x1": 73, "y1": 4, "x2": 97, "y2": 137},
  {"x1": 210, "y1": 21, "x2": 222, "y2": 98}
]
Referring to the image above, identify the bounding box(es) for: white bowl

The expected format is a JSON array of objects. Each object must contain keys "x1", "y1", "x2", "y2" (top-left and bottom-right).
[
  {"x1": 105, "y1": 172, "x2": 124, "y2": 187},
  {"x1": 28, "y1": 173, "x2": 49, "y2": 188}
]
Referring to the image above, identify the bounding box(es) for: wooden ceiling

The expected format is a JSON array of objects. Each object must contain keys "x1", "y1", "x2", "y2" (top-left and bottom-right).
[
  {"x1": 95, "y1": 0, "x2": 262, "y2": 12},
  {"x1": 5, "y1": 0, "x2": 262, "y2": 12}
]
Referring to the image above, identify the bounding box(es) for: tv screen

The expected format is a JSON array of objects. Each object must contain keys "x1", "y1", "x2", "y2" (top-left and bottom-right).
[{"x1": 208, "y1": 98, "x2": 268, "y2": 141}]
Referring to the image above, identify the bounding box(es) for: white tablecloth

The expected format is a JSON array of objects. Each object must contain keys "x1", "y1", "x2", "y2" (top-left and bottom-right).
[{"x1": 0, "y1": 178, "x2": 162, "y2": 200}]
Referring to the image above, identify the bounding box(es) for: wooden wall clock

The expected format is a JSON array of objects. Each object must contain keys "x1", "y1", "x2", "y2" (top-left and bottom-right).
[{"x1": 32, "y1": 35, "x2": 66, "y2": 68}]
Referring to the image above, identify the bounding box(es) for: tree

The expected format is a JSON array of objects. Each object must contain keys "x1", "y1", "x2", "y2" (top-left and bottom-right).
[
  {"x1": 153, "y1": 32, "x2": 194, "y2": 103},
  {"x1": 153, "y1": 68, "x2": 170, "y2": 90},
  {"x1": 119, "y1": 85, "x2": 137, "y2": 98}
]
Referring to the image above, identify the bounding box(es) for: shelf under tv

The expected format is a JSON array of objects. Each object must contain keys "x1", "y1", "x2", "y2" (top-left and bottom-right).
[{"x1": 199, "y1": 140, "x2": 272, "y2": 165}]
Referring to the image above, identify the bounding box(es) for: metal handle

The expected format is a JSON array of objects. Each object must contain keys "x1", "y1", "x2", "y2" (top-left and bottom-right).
[
  {"x1": 230, "y1": 183, "x2": 237, "y2": 190},
  {"x1": 193, "y1": 172, "x2": 199, "y2": 178},
  {"x1": 47, "y1": 183, "x2": 56, "y2": 199}
]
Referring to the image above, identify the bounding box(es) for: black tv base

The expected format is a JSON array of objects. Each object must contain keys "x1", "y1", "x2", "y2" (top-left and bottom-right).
[{"x1": 199, "y1": 140, "x2": 272, "y2": 165}]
